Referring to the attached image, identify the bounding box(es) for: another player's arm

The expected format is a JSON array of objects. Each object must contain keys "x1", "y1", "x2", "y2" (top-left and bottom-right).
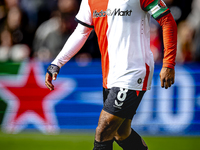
[
  {"x1": 45, "y1": 24, "x2": 93, "y2": 90},
  {"x1": 141, "y1": 0, "x2": 177, "y2": 89}
]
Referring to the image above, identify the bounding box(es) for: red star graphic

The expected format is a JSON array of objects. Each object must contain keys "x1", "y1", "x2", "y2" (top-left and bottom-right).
[
  {"x1": 7, "y1": 68, "x2": 51, "y2": 124},
  {"x1": 0, "y1": 60, "x2": 76, "y2": 133}
]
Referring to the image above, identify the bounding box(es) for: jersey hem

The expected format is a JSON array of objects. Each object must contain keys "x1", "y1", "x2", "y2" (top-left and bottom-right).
[{"x1": 103, "y1": 85, "x2": 150, "y2": 91}]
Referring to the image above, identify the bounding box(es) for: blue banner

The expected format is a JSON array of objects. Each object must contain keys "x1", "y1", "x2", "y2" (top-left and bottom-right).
[{"x1": 0, "y1": 60, "x2": 199, "y2": 135}]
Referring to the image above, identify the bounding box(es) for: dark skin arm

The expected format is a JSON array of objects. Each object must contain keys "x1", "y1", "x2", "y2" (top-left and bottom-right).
[{"x1": 159, "y1": 67, "x2": 175, "y2": 89}]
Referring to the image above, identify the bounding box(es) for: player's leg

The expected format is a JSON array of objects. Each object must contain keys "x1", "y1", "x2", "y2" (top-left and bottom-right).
[
  {"x1": 93, "y1": 87, "x2": 126, "y2": 150},
  {"x1": 114, "y1": 118, "x2": 132, "y2": 141},
  {"x1": 95, "y1": 110, "x2": 125, "y2": 141},
  {"x1": 114, "y1": 118, "x2": 148, "y2": 150},
  {"x1": 111, "y1": 88, "x2": 148, "y2": 150},
  {"x1": 93, "y1": 87, "x2": 147, "y2": 150},
  {"x1": 93, "y1": 110, "x2": 125, "y2": 150}
]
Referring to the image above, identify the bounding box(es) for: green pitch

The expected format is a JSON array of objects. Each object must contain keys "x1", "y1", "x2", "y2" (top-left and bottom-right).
[{"x1": 0, "y1": 132, "x2": 198, "y2": 150}]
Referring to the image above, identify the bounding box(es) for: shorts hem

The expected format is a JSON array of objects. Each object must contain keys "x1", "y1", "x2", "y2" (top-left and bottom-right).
[{"x1": 102, "y1": 108, "x2": 134, "y2": 120}]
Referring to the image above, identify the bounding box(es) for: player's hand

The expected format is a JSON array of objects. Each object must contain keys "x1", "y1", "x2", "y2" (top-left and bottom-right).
[
  {"x1": 45, "y1": 72, "x2": 58, "y2": 90},
  {"x1": 45, "y1": 64, "x2": 60, "y2": 91},
  {"x1": 159, "y1": 67, "x2": 175, "y2": 89}
]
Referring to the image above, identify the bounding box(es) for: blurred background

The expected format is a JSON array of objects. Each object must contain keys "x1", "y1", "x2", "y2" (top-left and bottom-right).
[{"x1": 0, "y1": 0, "x2": 200, "y2": 150}]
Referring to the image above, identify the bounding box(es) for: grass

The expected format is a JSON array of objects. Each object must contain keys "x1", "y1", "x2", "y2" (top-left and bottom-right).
[{"x1": 0, "y1": 132, "x2": 199, "y2": 150}]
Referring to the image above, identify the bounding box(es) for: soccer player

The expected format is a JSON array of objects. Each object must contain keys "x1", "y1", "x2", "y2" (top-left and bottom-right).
[{"x1": 45, "y1": 0, "x2": 177, "y2": 149}]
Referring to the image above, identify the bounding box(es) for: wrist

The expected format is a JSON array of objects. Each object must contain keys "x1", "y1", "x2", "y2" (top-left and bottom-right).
[
  {"x1": 47, "y1": 64, "x2": 60, "y2": 77},
  {"x1": 162, "y1": 63, "x2": 174, "y2": 69}
]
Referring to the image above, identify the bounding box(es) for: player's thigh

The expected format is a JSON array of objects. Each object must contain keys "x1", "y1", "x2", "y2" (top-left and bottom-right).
[{"x1": 95, "y1": 110, "x2": 125, "y2": 141}]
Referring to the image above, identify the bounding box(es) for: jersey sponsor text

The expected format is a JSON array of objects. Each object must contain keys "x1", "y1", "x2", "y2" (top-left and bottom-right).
[{"x1": 93, "y1": 8, "x2": 132, "y2": 18}]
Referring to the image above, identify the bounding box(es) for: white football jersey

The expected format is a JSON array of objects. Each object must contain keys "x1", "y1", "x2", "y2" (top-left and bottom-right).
[{"x1": 76, "y1": 0, "x2": 158, "y2": 90}]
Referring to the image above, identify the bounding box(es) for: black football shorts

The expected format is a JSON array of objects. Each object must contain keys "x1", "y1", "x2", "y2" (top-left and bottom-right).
[{"x1": 103, "y1": 87, "x2": 145, "y2": 120}]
